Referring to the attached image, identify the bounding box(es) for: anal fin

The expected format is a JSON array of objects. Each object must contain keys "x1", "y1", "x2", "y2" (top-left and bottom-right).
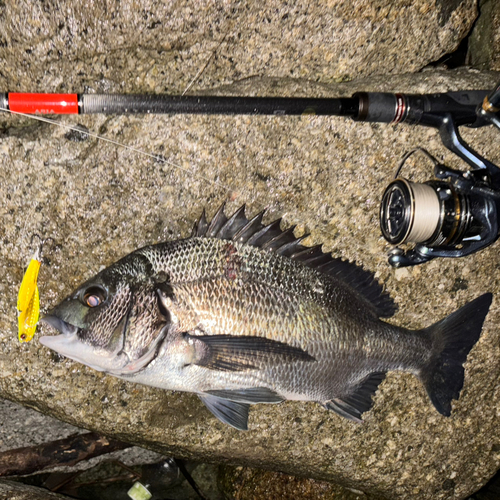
[
  {"x1": 323, "y1": 372, "x2": 386, "y2": 422},
  {"x1": 198, "y1": 393, "x2": 250, "y2": 430}
]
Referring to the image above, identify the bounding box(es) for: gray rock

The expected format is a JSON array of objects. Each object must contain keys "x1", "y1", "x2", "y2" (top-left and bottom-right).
[
  {"x1": 0, "y1": 480, "x2": 68, "y2": 499},
  {"x1": 0, "y1": 68, "x2": 499, "y2": 500},
  {"x1": 0, "y1": 399, "x2": 165, "y2": 474},
  {"x1": 468, "y1": 0, "x2": 500, "y2": 70},
  {"x1": 0, "y1": 0, "x2": 476, "y2": 91},
  {"x1": 0, "y1": 399, "x2": 81, "y2": 452}
]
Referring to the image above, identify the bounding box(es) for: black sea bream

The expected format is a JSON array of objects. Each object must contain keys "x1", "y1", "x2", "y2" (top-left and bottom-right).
[{"x1": 40, "y1": 205, "x2": 492, "y2": 430}]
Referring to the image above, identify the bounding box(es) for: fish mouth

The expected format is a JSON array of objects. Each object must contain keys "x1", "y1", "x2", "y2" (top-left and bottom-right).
[
  {"x1": 39, "y1": 314, "x2": 93, "y2": 367},
  {"x1": 39, "y1": 314, "x2": 164, "y2": 376},
  {"x1": 40, "y1": 315, "x2": 79, "y2": 337},
  {"x1": 39, "y1": 315, "x2": 126, "y2": 373}
]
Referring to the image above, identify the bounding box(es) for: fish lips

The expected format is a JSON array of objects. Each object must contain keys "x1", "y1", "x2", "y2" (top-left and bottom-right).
[{"x1": 40, "y1": 314, "x2": 79, "y2": 337}]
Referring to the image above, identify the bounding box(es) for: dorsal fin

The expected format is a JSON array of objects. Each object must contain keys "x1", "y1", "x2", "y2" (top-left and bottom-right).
[
  {"x1": 191, "y1": 209, "x2": 208, "y2": 237},
  {"x1": 191, "y1": 204, "x2": 397, "y2": 318},
  {"x1": 206, "y1": 203, "x2": 229, "y2": 237}
]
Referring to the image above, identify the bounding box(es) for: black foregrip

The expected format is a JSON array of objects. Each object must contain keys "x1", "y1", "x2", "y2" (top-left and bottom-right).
[{"x1": 352, "y1": 92, "x2": 399, "y2": 123}]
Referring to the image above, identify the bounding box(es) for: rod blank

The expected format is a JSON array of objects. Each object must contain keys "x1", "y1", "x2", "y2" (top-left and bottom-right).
[{"x1": 1, "y1": 92, "x2": 359, "y2": 117}]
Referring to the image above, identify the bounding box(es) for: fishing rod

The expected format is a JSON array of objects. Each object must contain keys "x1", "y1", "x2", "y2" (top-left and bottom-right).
[
  {"x1": 0, "y1": 89, "x2": 495, "y2": 125},
  {"x1": 1, "y1": 89, "x2": 497, "y2": 172},
  {"x1": 2, "y1": 85, "x2": 500, "y2": 267}
]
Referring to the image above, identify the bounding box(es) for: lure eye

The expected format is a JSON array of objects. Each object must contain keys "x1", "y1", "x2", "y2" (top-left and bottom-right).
[{"x1": 82, "y1": 286, "x2": 107, "y2": 308}]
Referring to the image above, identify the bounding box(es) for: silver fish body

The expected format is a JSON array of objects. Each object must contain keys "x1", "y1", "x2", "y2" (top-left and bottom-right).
[{"x1": 40, "y1": 205, "x2": 492, "y2": 430}]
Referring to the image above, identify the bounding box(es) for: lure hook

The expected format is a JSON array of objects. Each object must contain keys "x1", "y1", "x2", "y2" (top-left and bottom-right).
[{"x1": 29, "y1": 234, "x2": 55, "y2": 261}]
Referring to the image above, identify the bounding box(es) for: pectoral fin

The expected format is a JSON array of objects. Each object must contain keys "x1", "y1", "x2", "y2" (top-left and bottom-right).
[
  {"x1": 186, "y1": 334, "x2": 315, "y2": 372},
  {"x1": 205, "y1": 387, "x2": 284, "y2": 404},
  {"x1": 198, "y1": 393, "x2": 250, "y2": 430}
]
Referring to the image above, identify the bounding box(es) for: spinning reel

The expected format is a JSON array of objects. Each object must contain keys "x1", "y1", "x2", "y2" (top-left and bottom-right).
[{"x1": 378, "y1": 82, "x2": 500, "y2": 267}]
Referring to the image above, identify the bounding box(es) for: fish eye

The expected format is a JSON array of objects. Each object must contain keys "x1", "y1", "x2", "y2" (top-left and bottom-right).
[{"x1": 82, "y1": 286, "x2": 107, "y2": 308}]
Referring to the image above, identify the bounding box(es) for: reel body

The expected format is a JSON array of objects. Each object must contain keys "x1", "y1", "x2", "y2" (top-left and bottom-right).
[{"x1": 379, "y1": 149, "x2": 500, "y2": 267}]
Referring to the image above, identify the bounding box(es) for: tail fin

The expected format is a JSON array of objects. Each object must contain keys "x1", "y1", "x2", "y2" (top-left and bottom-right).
[{"x1": 420, "y1": 293, "x2": 492, "y2": 416}]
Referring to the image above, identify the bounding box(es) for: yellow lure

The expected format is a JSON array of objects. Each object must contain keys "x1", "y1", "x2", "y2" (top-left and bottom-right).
[{"x1": 17, "y1": 245, "x2": 42, "y2": 343}]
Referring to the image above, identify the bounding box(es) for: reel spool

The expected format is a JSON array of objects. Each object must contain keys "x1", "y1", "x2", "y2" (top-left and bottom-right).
[
  {"x1": 380, "y1": 178, "x2": 473, "y2": 247},
  {"x1": 379, "y1": 148, "x2": 497, "y2": 267}
]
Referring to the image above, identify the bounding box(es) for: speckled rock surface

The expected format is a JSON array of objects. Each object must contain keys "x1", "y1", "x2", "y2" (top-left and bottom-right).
[
  {"x1": 217, "y1": 465, "x2": 374, "y2": 500},
  {"x1": 0, "y1": 0, "x2": 476, "y2": 90},
  {"x1": 0, "y1": 68, "x2": 499, "y2": 500},
  {"x1": 0, "y1": 480, "x2": 68, "y2": 499},
  {"x1": 468, "y1": 0, "x2": 500, "y2": 70}
]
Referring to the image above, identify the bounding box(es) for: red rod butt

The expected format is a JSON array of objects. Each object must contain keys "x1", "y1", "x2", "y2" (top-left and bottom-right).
[{"x1": 8, "y1": 93, "x2": 79, "y2": 114}]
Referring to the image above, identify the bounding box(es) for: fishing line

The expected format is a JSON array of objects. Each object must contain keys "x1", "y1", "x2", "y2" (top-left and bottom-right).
[
  {"x1": 182, "y1": 33, "x2": 228, "y2": 96},
  {"x1": 0, "y1": 106, "x2": 231, "y2": 193}
]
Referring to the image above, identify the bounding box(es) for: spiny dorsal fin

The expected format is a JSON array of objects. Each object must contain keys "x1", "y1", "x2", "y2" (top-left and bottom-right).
[
  {"x1": 233, "y1": 210, "x2": 266, "y2": 244},
  {"x1": 191, "y1": 204, "x2": 397, "y2": 318},
  {"x1": 191, "y1": 209, "x2": 208, "y2": 237},
  {"x1": 206, "y1": 203, "x2": 229, "y2": 237}
]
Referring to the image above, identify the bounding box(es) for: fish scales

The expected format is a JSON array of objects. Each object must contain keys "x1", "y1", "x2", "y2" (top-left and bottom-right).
[
  {"x1": 140, "y1": 239, "x2": 337, "y2": 342},
  {"x1": 140, "y1": 238, "x2": 430, "y2": 369},
  {"x1": 40, "y1": 205, "x2": 492, "y2": 430}
]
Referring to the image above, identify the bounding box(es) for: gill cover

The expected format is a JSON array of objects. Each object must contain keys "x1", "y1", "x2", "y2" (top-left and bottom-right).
[{"x1": 40, "y1": 253, "x2": 172, "y2": 375}]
